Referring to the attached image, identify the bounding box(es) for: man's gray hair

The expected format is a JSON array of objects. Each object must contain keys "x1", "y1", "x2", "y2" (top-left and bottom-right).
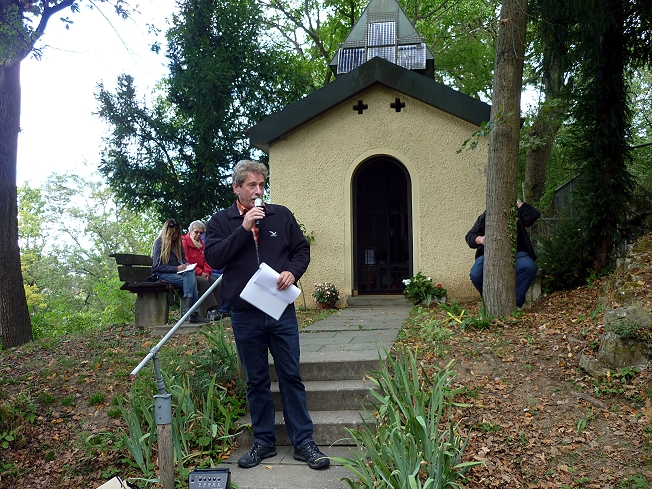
[
  {"x1": 232, "y1": 159, "x2": 268, "y2": 186},
  {"x1": 188, "y1": 220, "x2": 206, "y2": 232}
]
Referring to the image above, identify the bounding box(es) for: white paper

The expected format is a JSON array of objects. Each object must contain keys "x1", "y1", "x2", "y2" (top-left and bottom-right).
[
  {"x1": 240, "y1": 262, "x2": 301, "y2": 320},
  {"x1": 96, "y1": 477, "x2": 130, "y2": 489},
  {"x1": 177, "y1": 263, "x2": 197, "y2": 274}
]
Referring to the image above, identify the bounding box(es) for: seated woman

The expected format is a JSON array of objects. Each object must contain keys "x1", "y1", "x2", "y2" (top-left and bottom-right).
[
  {"x1": 151, "y1": 219, "x2": 208, "y2": 324},
  {"x1": 182, "y1": 220, "x2": 224, "y2": 322}
]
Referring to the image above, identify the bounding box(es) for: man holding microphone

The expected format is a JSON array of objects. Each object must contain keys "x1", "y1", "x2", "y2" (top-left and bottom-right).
[{"x1": 204, "y1": 159, "x2": 329, "y2": 470}]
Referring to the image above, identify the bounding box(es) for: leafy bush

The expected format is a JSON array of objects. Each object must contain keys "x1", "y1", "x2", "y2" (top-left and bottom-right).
[
  {"x1": 94, "y1": 275, "x2": 136, "y2": 326},
  {"x1": 537, "y1": 218, "x2": 594, "y2": 291},
  {"x1": 312, "y1": 282, "x2": 341, "y2": 304},
  {"x1": 119, "y1": 322, "x2": 245, "y2": 477},
  {"x1": 333, "y1": 347, "x2": 481, "y2": 488},
  {"x1": 611, "y1": 319, "x2": 652, "y2": 342},
  {"x1": 402, "y1": 271, "x2": 446, "y2": 305}
]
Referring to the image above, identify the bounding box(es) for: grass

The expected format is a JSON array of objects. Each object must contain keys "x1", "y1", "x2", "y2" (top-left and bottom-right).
[{"x1": 0, "y1": 317, "x2": 256, "y2": 487}]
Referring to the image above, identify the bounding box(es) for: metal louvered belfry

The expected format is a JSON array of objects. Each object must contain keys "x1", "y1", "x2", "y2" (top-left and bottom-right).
[{"x1": 330, "y1": 0, "x2": 434, "y2": 77}]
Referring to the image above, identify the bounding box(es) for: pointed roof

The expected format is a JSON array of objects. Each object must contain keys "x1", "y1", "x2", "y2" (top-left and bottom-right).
[
  {"x1": 247, "y1": 57, "x2": 490, "y2": 153},
  {"x1": 329, "y1": 0, "x2": 434, "y2": 77}
]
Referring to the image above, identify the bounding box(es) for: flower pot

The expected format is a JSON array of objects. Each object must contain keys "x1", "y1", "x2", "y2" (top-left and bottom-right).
[{"x1": 316, "y1": 301, "x2": 336, "y2": 309}]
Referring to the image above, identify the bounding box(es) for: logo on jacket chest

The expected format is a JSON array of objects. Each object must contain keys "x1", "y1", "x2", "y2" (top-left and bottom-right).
[{"x1": 268, "y1": 231, "x2": 277, "y2": 237}]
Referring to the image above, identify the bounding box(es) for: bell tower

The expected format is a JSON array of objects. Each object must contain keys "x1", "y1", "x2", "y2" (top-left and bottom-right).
[{"x1": 329, "y1": 0, "x2": 435, "y2": 78}]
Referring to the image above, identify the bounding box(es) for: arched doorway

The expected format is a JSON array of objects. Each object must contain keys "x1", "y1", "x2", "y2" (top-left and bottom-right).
[{"x1": 353, "y1": 157, "x2": 412, "y2": 294}]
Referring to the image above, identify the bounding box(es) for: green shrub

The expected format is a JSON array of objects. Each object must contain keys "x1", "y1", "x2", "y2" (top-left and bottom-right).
[
  {"x1": 537, "y1": 218, "x2": 594, "y2": 291},
  {"x1": 402, "y1": 271, "x2": 446, "y2": 305},
  {"x1": 120, "y1": 371, "x2": 244, "y2": 474},
  {"x1": 94, "y1": 275, "x2": 136, "y2": 326},
  {"x1": 119, "y1": 322, "x2": 245, "y2": 477},
  {"x1": 612, "y1": 319, "x2": 652, "y2": 342}
]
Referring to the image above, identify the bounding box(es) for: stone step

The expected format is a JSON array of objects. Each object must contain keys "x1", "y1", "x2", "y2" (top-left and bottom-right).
[
  {"x1": 270, "y1": 349, "x2": 388, "y2": 382},
  {"x1": 272, "y1": 379, "x2": 377, "y2": 411},
  {"x1": 346, "y1": 294, "x2": 411, "y2": 307},
  {"x1": 235, "y1": 409, "x2": 373, "y2": 447},
  {"x1": 223, "y1": 445, "x2": 358, "y2": 489}
]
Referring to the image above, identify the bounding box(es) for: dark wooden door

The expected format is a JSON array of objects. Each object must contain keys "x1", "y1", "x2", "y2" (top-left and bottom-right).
[{"x1": 353, "y1": 158, "x2": 412, "y2": 294}]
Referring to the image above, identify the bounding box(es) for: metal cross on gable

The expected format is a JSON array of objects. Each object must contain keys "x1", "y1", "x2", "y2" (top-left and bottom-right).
[
  {"x1": 390, "y1": 97, "x2": 406, "y2": 112},
  {"x1": 353, "y1": 99, "x2": 368, "y2": 114}
]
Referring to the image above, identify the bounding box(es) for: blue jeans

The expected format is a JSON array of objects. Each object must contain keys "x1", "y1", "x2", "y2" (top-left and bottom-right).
[
  {"x1": 470, "y1": 251, "x2": 538, "y2": 307},
  {"x1": 230, "y1": 304, "x2": 314, "y2": 449},
  {"x1": 158, "y1": 271, "x2": 199, "y2": 302}
]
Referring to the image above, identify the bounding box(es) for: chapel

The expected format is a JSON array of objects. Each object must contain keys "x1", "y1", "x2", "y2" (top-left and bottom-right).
[{"x1": 247, "y1": 0, "x2": 491, "y2": 304}]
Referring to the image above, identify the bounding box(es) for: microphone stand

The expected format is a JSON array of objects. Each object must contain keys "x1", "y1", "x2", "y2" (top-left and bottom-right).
[{"x1": 130, "y1": 274, "x2": 222, "y2": 489}]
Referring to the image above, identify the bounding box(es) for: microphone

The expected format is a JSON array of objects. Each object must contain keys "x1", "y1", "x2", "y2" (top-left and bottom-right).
[{"x1": 254, "y1": 198, "x2": 263, "y2": 228}]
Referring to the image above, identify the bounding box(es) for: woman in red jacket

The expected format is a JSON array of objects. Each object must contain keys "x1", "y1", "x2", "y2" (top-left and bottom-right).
[{"x1": 182, "y1": 220, "x2": 224, "y2": 321}]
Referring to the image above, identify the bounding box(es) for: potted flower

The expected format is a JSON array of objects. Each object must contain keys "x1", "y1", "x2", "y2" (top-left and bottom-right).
[
  {"x1": 312, "y1": 282, "x2": 341, "y2": 308},
  {"x1": 402, "y1": 271, "x2": 447, "y2": 305}
]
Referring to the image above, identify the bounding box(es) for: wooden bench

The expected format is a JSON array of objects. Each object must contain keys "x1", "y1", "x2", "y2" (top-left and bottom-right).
[{"x1": 111, "y1": 253, "x2": 178, "y2": 328}]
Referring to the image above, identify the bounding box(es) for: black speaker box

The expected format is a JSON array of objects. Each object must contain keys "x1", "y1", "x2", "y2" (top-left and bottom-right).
[{"x1": 188, "y1": 467, "x2": 231, "y2": 489}]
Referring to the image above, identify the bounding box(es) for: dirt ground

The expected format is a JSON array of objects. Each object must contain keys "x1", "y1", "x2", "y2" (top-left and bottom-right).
[
  {"x1": 1, "y1": 232, "x2": 652, "y2": 488},
  {"x1": 398, "y1": 232, "x2": 652, "y2": 488}
]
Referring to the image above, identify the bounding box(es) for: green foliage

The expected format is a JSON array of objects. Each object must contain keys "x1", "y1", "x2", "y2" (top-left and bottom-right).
[
  {"x1": 297, "y1": 219, "x2": 315, "y2": 245},
  {"x1": 458, "y1": 108, "x2": 509, "y2": 154},
  {"x1": 88, "y1": 393, "x2": 105, "y2": 407},
  {"x1": 0, "y1": 395, "x2": 37, "y2": 451},
  {"x1": 402, "y1": 271, "x2": 446, "y2": 305},
  {"x1": 37, "y1": 392, "x2": 56, "y2": 407},
  {"x1": 312, "y1": 282, "x2": 341, "y2": 305},
  {"x1": 97, "y1": 0, "x2": 313, "y2": 224},
  {"x1": 120, "y1": 371, "x2": 244, "y2": 475},
  {"x1": 537, "y1": 218, "x2": 594, "y2": 291},
  {"x1": 18, "y1": 174, "x2": 157, "y2": 339},
  {"x1": 333, "y1": 348, "x2": 481, "y2": 488},
  {"x1": 262, "y1": 0, "x2": 363, "y2": 87},
  {"x1": 200, "y1": 322, "x2": 239, "y2": 381},
  {"x1": 119, "y1": 397, "x2": 156, "y2": 477},
  {"x1": 531, "y1": 0, "x2": 650, "y2": 271},
  {"x1": 0, "y1": 432, "x2": 15, "y2": 450},
  {"x1": 477, "y1": 421, "x2": 501, "y2": 432},
  {"x1": 592, "y1": 368, "x2": 641, "y2": 399},
  {"x1": 119, "y1": 322, "x2": 244, "y2": 477},
  {"x1": 461, "y1": 300, "x2": 494, "y2": 330},
  {"x1": 439, "y1": 301, "x2": 493, "y2": 330},
  {"x1": 611, "y1": 319, "x2": 652, "y2": 342},
  {"x1": 575, "y1": 409, "x2": 595, "y2": 433},
  {"x1": 619, "y1": 473, "x2": 649, "y2": 489},
  {"x1": 263, "y1": 0, "x2": 499, "y2": 98},
  {"x1": 629, "y1": 69, "x2": 652, "y2": 196},
  {"x1": 93, "y1": 275, "x2": 136, "y2": 326},
  {"x1": 406, "y1": 0, "x2": 500, "y2": 99},
  {"x1": 458, "y1": 119, "x2": 492, "y2": 153}
]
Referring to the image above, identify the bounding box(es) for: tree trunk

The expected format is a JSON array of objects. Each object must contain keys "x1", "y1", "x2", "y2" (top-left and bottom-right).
[
  {"x1": 484, "y1": 0, "x2": 528, "y2": 317},
  {"x1": 523, "y1": 48, "x2": 564, "y2": 206},
  {"x1": 0, "y1": 61, "x2": 33, "y2": 348}
]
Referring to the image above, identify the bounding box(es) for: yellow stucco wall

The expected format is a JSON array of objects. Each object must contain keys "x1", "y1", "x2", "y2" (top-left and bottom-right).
[{"x1": 267, "y1": 85, "x2": 487, "y2": 307}]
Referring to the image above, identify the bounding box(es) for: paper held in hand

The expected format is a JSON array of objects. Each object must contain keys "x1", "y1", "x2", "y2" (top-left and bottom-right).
[
  {"x1": 240, "y1": 262, "x2": 301, "y2": 320},
  {"x1": 177, "y1": 263, "x2": 197, "y2": 274}
]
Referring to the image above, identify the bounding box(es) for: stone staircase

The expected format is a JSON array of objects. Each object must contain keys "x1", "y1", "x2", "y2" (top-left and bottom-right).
[
  {"x1": 234, "y1": 296, "x2": 412, "y2": 449},
  {"x1": 222, "y1": 298, "x2": 413, "y2": 489}
]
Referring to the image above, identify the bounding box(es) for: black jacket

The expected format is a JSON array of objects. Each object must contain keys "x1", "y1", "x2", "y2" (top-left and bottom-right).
[
  {"x1": 465, "y1": 203, "x2": 540, "y2": 260},
  {"x1": 151, "y1": 237, "x2": 186, "y2": 274},
  {"x1": 204, "y1": 201, "x2": 310, "y2": 311}
]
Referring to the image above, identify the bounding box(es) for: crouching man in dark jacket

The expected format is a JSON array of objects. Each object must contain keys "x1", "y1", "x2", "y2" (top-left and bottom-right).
[{"x1": 465, "y1": 200, "x2": 540, "y2": 308}]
